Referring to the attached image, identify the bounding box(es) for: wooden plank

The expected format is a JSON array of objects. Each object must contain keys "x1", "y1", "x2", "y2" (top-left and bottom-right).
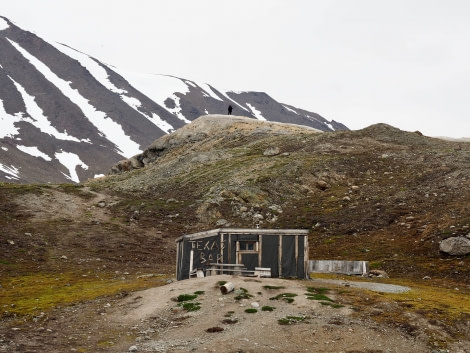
[
  {"x1": 259, "y1": 234, "x2": 263, "y2": 267},
  {"x1": 209, "y1": 263, "x2": 246, "y2": 267},
  {"x1": 308, "y1": 260, "x2": 369, "y2": 275}
]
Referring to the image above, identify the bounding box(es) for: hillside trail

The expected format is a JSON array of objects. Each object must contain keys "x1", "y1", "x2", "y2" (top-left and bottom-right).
[{"x1": 14, "y1": 185, "x2": 114, "y2": 223}]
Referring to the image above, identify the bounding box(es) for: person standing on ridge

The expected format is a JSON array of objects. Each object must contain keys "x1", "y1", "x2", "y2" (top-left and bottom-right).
[{"x1": 228, "y1": 105, "x2": 233, "y2": 115}]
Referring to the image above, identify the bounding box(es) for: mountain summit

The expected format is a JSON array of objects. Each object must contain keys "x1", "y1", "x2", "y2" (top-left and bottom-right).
[{"x1": 0, "y1": 16, "x2": 347, "y2": 184}]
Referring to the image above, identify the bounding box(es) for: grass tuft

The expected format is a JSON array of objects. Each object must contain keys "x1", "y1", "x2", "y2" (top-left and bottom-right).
[
  {"x1": 269, "y1": 292, "x2": 297, "y2": 303},
  {"x1": 177, "y1": 294, "x2": 198, "y2": 302},
  {"x1": 278, "y1": 315, "x2": 309, "y2": 325},
  {"x1": 261, "y1": 305, "x2": 275, "y2": 311}
]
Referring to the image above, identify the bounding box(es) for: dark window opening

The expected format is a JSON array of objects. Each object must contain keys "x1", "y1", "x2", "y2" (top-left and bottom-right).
[{"x1": 240, "y1": 241, "x2": 257, "y2": 251}]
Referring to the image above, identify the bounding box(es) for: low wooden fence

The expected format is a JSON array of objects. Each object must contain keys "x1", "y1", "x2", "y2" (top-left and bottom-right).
[{"x1": 308, "y1": 260, "x2": 369, "y2": 276}]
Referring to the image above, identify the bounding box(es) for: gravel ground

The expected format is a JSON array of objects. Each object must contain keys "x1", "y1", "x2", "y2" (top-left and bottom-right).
[{"x1": 311, "y1": 278, "x2": 411, "y2": 293}]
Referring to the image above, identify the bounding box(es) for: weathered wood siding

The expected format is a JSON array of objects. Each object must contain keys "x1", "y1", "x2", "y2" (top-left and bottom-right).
[{"x1": 308, "y1": 260, "x2": 369, "y2": 275}]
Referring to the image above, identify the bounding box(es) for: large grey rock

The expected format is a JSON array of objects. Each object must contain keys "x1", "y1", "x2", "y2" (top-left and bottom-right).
[{"x1": 439, "y1": 236, "x2": 470, "y2": 256}]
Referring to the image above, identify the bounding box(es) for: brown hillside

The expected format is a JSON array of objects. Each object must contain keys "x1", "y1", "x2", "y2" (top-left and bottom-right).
[{"x1": 0, "y1": 115, "x2": 469, "y2": 352}]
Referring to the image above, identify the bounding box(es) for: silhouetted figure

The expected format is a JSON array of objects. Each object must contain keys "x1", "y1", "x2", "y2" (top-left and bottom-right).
[{"x1": 228, "y1": 105, "x2": 233, "y2": 115}]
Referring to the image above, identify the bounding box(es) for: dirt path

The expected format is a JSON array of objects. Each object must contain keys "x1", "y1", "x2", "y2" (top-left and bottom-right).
[
  {"x1": 105, "y1": 276, "x2": 429, "y2": 353},
  {"x1": 3, "y1": 275, "x2": 469, "y2": 352}
]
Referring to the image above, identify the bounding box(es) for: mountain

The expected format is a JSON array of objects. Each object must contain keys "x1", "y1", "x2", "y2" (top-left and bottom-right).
[{"x1": 0, "y1": 16, "x2": 347, "y2": 184}]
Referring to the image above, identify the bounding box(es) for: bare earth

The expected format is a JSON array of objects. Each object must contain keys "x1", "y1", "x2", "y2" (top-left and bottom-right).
[{"x1": 104, "y1": 275, "x2": 428, "y2": 353}]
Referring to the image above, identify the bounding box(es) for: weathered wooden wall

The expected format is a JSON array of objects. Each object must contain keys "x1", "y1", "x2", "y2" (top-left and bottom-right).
[{"x1": 308, "y1": 260, "x2": 369, "y2": 275}]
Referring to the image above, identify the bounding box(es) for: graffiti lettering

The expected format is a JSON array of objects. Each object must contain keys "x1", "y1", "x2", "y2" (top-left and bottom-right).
[
  {"x1": 190, "y1": 239, "x2": 226, "y2": 266},
  {"x1": 199, "y1": 252, "x2": 217, "y2": 264}
]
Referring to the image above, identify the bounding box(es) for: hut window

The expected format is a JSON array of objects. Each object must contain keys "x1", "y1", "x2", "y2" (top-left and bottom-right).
[{"x1": 239, "y1": 241, "x2": 257, "y2": 251}]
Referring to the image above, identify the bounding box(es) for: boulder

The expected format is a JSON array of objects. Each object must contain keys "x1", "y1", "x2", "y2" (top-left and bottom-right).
[
  {"x1": 439, "y1": 236, "x2": 470, "y2": 256},
  {"x1": 316, "y1": 180, "x2": 329, "y2": 191},
  {"x1": 263, "y1": 147, "x2": 280, "y2": 156}
]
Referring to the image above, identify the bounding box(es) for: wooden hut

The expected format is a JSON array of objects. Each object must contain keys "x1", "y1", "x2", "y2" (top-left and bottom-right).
[{"x1": 175, "y1": 228, "x2": 309, "y2": 280}]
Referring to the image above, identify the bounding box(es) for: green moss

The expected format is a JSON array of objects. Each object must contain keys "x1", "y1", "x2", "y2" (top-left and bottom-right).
[
  {"x1": 261, "y1": 305, "x2": 275, "y2": 311},
  {"x1": 278, "y1": 315, "x2": 309, "y2": 325},
  {"x1": 306, "y1": 287, "x2": 330, "y2": 294},
  {"x1": 180, "y1": 302, "x2": 201, "y2": 311},
  {"x1": 306, "y1": 293, "x2": 334, "y2": 302},
  {"x1": 0, "y1": 272, "x2": 168, "y2": 317},
  {"x1": 269, "y1": 293, "x2": 297, "y2": 303},
  {"x1": 177, "y1": 294, "x2": 198, "y2": 302},
  {"x1": 245, "y1": 308, "x2": 258, "y2": 313}
]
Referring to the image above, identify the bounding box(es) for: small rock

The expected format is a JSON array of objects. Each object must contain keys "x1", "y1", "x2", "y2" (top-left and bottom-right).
[
  {"x1": 251, "y1": 302, "x2": 260, "y2": 308},
  {"x1": 97, "y1": 201, "x2": 106, "y2": 208},
  {"x1": 128, "y1": 345, "x2": 138, "y2": 352},
  {"x1": 268, "y1": 204, "x2": 283, "y2": 213},
  {"x1": 61, "y1": 255, "x2": 68, "y2": 260},
  {"x1": 263, "y1": 147, "x2": 280, "y2": 156},
  {"x1": 369, "y1": 270, "x2": 389, "y2": 278},
  {"x1": 7, "y1": 240, "x2": 14, "y2": 245},
  {"x1": 216, "y1": 219, "x2": 228, "y2": 226},
  {"x1": 316, "y1": 180, "x2": 329, "y2": 191},
  {"x1": 423, "y1": 276, "x2": 431, "y2": 280}
]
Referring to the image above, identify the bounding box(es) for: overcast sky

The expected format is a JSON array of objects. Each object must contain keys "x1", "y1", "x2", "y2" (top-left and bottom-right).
[{"x1": 2, "y1": 0, "x2": 470, "y2": 138}]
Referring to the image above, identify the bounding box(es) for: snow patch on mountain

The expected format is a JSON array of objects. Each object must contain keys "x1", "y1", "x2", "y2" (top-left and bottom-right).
[
  {"x1": 10, "y1": 77, "x2": 83, "y2": 142},
  {"x1": 55, "y1": 151, "x2": 88, "y2": 183},
  {"x1": 0, "y1": 163, "x2": 19, "y2": 180},
  {"x1": 51, "y1": 43, "x2": 174, "y2": 134},
  {"x1": 282, "y1": 104, "x2": 298, "y2": 114},
  {"x1": 0, "y1": 18, "x2": 9, "y2": 31},
  {"x1": 8, "y1": 39, "x2": 141, "y2": 157},
  {"x1": 220, "y1": 91, "x2": 250, "y2": 112},
  {"x1": 113, "y1": 71, "x2": 191, "y2": 124},
  {"x1": 0, "y1": 99, "x2": 21, "y2": 138},
  {"x1": 16, "y1": 145, "x2": 52, "y2": 161},
  {"x1": 51, "y1": 43, "x2": 127, "y2": 95},
  {"x1": 199, "y1": 83, "x2": 223, "y2": 101},
  {"x1": 246, "y1": 103, "x2": 266, "y2": 121},
  {"x1": 324, "y1": 122, "x2": 335, "y2": 130}
]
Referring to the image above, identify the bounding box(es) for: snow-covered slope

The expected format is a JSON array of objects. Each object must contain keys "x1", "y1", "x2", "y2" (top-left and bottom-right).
[{"x1": 0, "y1": 16, "x2": 348, "y2": 183}]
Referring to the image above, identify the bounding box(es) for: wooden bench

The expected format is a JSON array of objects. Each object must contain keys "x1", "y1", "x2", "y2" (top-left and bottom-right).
[
  {"x1": 207, "y1": 263, "x2": 248, "y2": 276},
  {"x1": 206, "y1": 264, "x2": 271, "y2": 278},
  {"x1": 254, "y1": 267, "x2": 271, "y2": 278}
]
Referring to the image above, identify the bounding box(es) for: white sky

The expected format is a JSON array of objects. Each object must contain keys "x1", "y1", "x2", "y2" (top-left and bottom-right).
[{"x1": 2, "y1": 0, "x2": 470, "y2": 138}]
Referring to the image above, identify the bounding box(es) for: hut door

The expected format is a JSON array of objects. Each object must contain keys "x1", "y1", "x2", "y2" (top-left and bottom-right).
[{"x1": 236, "y1": 240, "x2": 259, "y2": 270}]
